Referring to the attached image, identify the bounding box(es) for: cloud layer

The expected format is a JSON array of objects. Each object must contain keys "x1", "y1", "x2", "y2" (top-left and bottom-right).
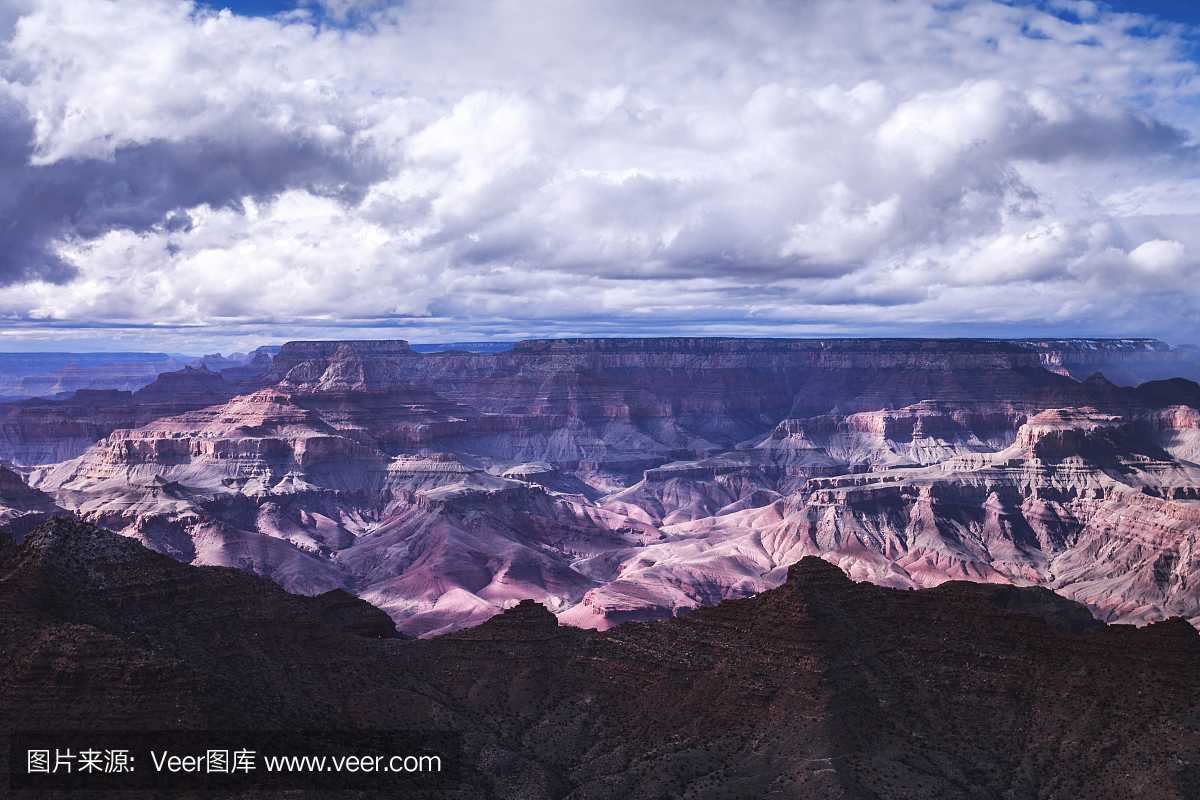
[{"x1": 2, "y1": 0, "x2": 1200, "y2": 349}]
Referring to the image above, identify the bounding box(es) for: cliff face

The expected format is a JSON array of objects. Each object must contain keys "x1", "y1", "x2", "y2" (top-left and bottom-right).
[
  {"x1": 406, "y1": 337, "x2": 1064, "y2": 424},
  {"x1": 3, "y1": 519, "x2": 1199, "y2": 800},
  {"x1": 252, "y1": 339, "x2": 420, "y2": 387},
  {"x1": 1, "y1": 337, "x2": 1071, "y2": 470},
  {"x1": 4, "y1": 338, "x2": 1200, "y2": 638}
]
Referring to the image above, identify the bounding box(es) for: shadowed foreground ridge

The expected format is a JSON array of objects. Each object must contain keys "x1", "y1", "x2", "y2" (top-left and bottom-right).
[{"x1": 3, "y1": 519, "x2": 1200, "y2": 799}]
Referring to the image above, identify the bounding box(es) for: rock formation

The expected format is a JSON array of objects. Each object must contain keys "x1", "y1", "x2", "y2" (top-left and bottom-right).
[{"x1": 2, "y1": 338, "x2": 1200, "y2": 637}]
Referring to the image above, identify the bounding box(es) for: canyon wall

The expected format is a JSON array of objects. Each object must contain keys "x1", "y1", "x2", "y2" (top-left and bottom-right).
[{"x1": 1, "y1": 337, "x2": 1199, "y2": 638}]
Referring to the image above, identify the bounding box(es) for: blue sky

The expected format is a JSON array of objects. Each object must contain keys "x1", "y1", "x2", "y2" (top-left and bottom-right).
[
  {"x1": 2, "y1": 0, "x2": 1200, "y2": 353},
  {"x1": 1106, "y1": 1, "x2": 1200, "y2": 25},
  {"x1": 209, "y1": 0, "x2": 293, "y2": 14},
  {"x1": 214, "y1": 1, "x2": 1200, "y2": 26}
]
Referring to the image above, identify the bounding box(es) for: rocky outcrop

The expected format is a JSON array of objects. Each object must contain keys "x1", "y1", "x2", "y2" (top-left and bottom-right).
[
  {"x1": 130, "y1": 364, "x2": 237, "y2": 404},
  {"x1": 300, "y1": 587, "x2": 405, "y2": 639},
  {"x1": 0, "y1": 519, "x2": 418, "y2": 732},
  {"x1": 561, "y1": 405, "x2": 1200, "y2": 630},
  {"x1": 250, "y1": 339, "x2": 420, "y2": 388},
  {"x1": 186, "y1": 351, "x2": 254, "y2": 372},
  {"x1": 1012, "y1": 408, "x2": 1138, "y2": 460}
]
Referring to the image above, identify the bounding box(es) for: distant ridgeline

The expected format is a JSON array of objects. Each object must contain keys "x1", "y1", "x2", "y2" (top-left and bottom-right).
[
  {"x1": 0, "y1": 353, "x2": 175, "y2": 374},
  {"x1": 1008, "y1": 338, "x2": 1200, "y2": 386},
  {"x1": 0, "y1": 347, "x2": 279, "y2": 400},
  {"x1": 0, "y1": 339, "x2": 1196, "y2": 401}
]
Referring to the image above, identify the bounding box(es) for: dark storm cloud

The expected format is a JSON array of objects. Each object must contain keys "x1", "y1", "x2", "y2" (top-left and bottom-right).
[
  {"x1": 0, "y1": 88, "x2": 386, "y2": 287},
  {"x1": 0, "y1": 89, "x2": 75, "y2": 284}
]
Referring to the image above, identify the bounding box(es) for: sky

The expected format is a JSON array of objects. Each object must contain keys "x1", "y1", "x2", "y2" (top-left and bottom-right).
[{"x1": 2, "y1": 0, "x2": 1200, "y2": 353}]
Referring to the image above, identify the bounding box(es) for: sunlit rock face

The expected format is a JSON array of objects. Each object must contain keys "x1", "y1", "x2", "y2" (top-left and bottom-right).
[{"x1": 5, "y1": 337, "x2": 1200, "y2": 635}]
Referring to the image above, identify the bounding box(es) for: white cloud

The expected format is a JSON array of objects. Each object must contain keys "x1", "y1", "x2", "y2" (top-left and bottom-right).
[
  {"x1": 779, "y1": 183, "x2": 901, "y2": 267},
  {"x1": 0, "y1": 0, "x2": 1199, "y2": 346},
  {"x1": 954, "y1": 222, "x2": 1082, "y2": 285},
  {"x1": 1128, "y1": 238, "x2": 1188, "y2": 275},
  {"x1": 875, "y1": 80, "x2": 1022, "y2": 176}
]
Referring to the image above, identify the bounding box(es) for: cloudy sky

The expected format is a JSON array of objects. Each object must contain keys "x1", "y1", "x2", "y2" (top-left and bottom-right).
[{"x1": 1, "y1": 0, "x2": 1200, "y2": 352}]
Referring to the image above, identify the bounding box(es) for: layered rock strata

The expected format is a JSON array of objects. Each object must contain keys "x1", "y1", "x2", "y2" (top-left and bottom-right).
[{"x1": 3, "y1": 338, "x2": 1200, "y2": 636}]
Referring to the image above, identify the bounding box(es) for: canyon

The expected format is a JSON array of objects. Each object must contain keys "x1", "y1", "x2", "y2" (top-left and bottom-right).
[{"x1": 0, "y1": 337, "x2": 1198, "y2": 637}]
